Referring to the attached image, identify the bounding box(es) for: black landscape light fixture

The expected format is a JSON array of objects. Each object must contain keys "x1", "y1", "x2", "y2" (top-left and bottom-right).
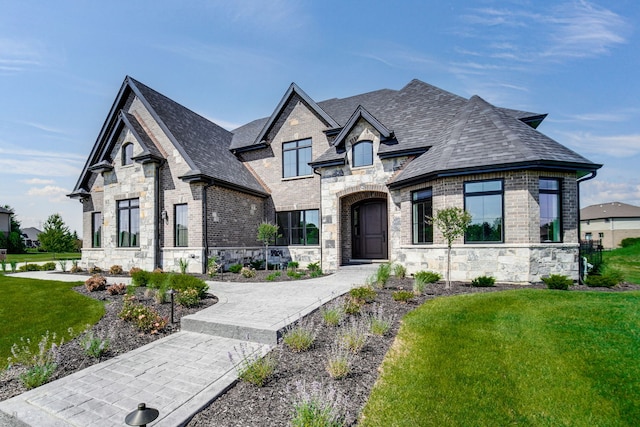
[
  {"x1": 168, "y1": 288, "x2": 177, "y2": 324},
  {"x1": 125, "y1": 402, "x2": 159, "y2": 426}
]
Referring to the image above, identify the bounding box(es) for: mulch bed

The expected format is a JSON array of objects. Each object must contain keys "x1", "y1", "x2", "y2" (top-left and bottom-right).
[
  {"x1": 0, "y1": 280, "x2": 217, "y2": 402},
  {"x1": 185, "y1": 279, "x2": 640, "y2": 426}
]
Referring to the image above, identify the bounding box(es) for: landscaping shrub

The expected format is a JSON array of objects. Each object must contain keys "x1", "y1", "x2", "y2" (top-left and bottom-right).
[
  {"x1": 129, "y1": 267, "x2": 142, "y2": 276},
  {"x1": 148, "y1": 271, "x2": 166, "y2": 289},
  {"x1": 106, "y1": 283, "x2": 127, "y2": 295},
  {"x1": 288, "y1": 261, "x2": 299, "y2": 270},
  {"x1": 88, "y1": 266, "x2": 102, "y2": 274},
  {"x1": 392, "y1": 289, "x2": 414, "y2": 302},
  {"x1": 283, "y1": 320, "x2": 316, "y2": 352},
  {"x1": 109, "y1": 265, "x2": 123, "y2": 275},
  {"x1": 228, "y1": 263, "x2": 243, "y2": 274},
  {"x1": 290, "y1": 380, "x2": 346, "y2": 427},
  {"x1": 250, "y1": 260, "x2": 264, "y2": 270},
  {"x1": 130, "y1": 269, "x2": 150, "y2": 286},
  {"x1": 266, "y1": 272, "x2": 281, "y2": 281},
  {"x1": 41, "y1": 261, "x2": 56, "y2": 271},
  {"x1": 118, "y1": 296, "x2": 167, "y2": 334},
  {"x1": 8, "y1": 331, "x2": 60, "y2": 389},
  {"x1": 542, "y1": 274, "x2": 573, "y2": 290},
  {"x1": 169, "y1": 274, "x2": 209, "y2": 298},
  {"x1": 414, "y1": 270, "x2": 441, "y2": 284},
  {"x1": 349, "y1": 286, "x2": 377, "y2": 303},
  {"x1": 85, "y1": 274, "x2": 107, "y2": 292},
  {"x1": 343, "y1": 298, "x2": 363, "y2": 315},
  {"x1": 207, "y1": 257, "x2": 221, "y2": 278},
  {"x1": 375, "y1": 263, "x2": 392, "y2": 287},
  {"x1": 70, "y1": 260, "x2": 82, "y2": 273},
  {"x1": 326, "y1": 343, "x2": 353, "y2": 380},
  {"x1": 620, "y1": 237, "x2": 640, "y2": 248},
  {"x1": 79, "y1": 331, "x2": 109, "y2": 358},
  {"x1": 241, "y1": 267, "x2": 257, "y2": 278},
  {"x1": 309, "y1": 269, "x2": 323, "y2": 278},
  {"x1": 586, "y1": 267, "x2": 624, "y2": 288},
  {"x1": 229, "y1": 342, "x2": 277, "y2": 387},
  {"x1": 307, "y1": 262, "x2": 321, "y2": 272},
  {"x1": 18, "y1": 263, "x2": 41, "y2": 272},
  {"x1": 177, "y1": 287, "x2": 201, "y2": 307},
  {"x1": 471, "y1": 275, "x2": 496, "y2": 287},
  {"x1": 287, "y1": 270, "x2": 303, "y2": 279},
  {"x1": 393, "y1": 263, "x2": 407, "y2": 279}
]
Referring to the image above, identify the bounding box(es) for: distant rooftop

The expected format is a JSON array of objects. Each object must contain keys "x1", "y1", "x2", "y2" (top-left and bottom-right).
[{"x1": 581, "y1": 202, "x2": 640, "y2": 220}]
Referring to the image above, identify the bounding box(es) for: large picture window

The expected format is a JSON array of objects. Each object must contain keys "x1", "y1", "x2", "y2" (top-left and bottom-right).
[
  {"x1": 92, "y1": 212, "x2": 102, "y2": 248},
  {"x1": 412, "y1": 189, "x2": 433, "y2": 244},
  {"x1": 175, "y1": 204, "x2": 188, "y2": 247},
  {"x1": 540, "y1": 178, "x2": 561, "y2": 242},
  {"x1": 117, "y1": 198, "x2": 139, "y2": 247},
  {"x1": 465, "y1": 180, "x2": 503, "y2": 242},
  {"x1": 352, "y1": 140, "x2": 373, "y2": 167},
  {"x1": 276, "y1": 209, "x2": 319, "y2": 245},
  {"x1": 283, "y1": 139, "x2": 312, "y2": 178}
]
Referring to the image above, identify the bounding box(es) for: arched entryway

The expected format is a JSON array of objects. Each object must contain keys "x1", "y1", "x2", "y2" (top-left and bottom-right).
[{"x1": 352, "y1": 198, "x2": 388, "y2": 260}]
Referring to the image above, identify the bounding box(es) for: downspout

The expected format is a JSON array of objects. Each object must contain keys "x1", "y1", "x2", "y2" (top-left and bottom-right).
[
  {"x1": 154, "y1": 163, "x2": 161, "y2": 269},
  {"x1": 577, "y1": 170, "x2": 598, "y2": 284},
  {"x1": 202, "y1": 181, "x2": 214, "y2": 275},
  {"x1": 313, "y1": 167, "x2": 323, "y2": 270}
]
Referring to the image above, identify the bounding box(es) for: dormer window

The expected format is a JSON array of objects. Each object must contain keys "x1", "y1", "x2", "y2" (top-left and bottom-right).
[
  {"x1": 352, "y1": 140, "x2": 373, "y2": 167},
  {"x1": 122, "y1": 142, "x2": 134, "y2": 166}
]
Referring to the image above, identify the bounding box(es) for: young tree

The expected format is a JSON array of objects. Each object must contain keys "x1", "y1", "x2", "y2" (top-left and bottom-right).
[
  {"x1": 1, "y1": 205, "x2": 26, "y2": 254},
  {"x1": 39, "y1": 213, "x2": 75, "y2": 255},
  {"x1": 430, "y1": 207, "x2": 472, "y2": 289},
  {"x1": 257, "y1": 222, "x2": 281, "y2": 271}
]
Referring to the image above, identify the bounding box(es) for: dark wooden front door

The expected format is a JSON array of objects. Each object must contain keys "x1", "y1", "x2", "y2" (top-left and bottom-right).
[{"x1": 352, "y1": 199, "x2": 388, "y2": 259}]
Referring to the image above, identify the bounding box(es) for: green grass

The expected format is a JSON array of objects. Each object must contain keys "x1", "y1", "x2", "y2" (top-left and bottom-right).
[
  {"x1": 360, "y1": 290, "x2": 640, "y2": 427},
  {"x1": 0, "y1": 275, "x2": 105, "y2": 369},
  {"x1": 4, "y1": 250, "x2": 81, "y2": 264},
  {"x1": 603, "y1": 243, "x2": 640, "y2": 284}
]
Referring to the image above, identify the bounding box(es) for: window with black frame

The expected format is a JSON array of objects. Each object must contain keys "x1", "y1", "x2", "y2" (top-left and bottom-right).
[
  {"x1": 117, "y1": 198, "x2": 139, "y2": 247},
  {"x1": 122, "y1": 143, "x2": 133, "y2": 166},
  {"x1": 282, "y1": 138, "x2": 312, "y2": 178},
  {"x1": 464, "y1": 180, "x2": 503, "y2": 242},
  {"x1": 92, "y1": 212, "x2": 102, "y2": 248},
  {"x1": 276, "y1": 209, "x2": 319, "y2": 245},
  {"x1": 412, "y1": 188, "x2": 433, "y2": 244},
  {"x1": 352, "y1": 140, "x2": 373, "y2": 167},
  {"x1": 175, "y1": 204, "x2": 188, "y2": 247},
  {"x1": 539, "y1": 178, "x2": 561, "y2": 242}
]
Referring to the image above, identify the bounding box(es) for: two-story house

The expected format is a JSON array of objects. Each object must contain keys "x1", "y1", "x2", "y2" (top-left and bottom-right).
[{"x1": 69, "y1": 76, "x2": 601, "y2": 282}]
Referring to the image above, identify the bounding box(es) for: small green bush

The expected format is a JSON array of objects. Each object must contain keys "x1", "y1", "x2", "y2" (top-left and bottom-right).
[
  {"x1": 288, "y1": 261, "x2": 299, "y2": 270},
  {"x1": 80, "y1": 331, "x2": 109, "y2": 358},
  {"x1": 414, "y1": 270, "x2": 441, "y2": 284},
  {"x1": 119, "y1": 296, "x2": 167, "y2": 333},
  {"x1": 170, "y1": 274, "x2": 209, "y2": 298},
  {"x1": 392, "y1": 290, "x2": 414, "y2": 302},
  {"x1": 229, "y1": 263, "x2": 243, "y2": 274},
  {"x1": 585, "y1": 267, "x2": 624, "y2": 288},
  {"x1": 349, "y1": 286, "x2": 377, "y2": 303},
  {"x1": 343, "y1": 298, "x2": 363, "y2": 315},
  {"x1": 307, "y1": 262, "x2": 321, "y2": 272},
  {"x1": 310, "y1": 269, "x2": 323, "y2": 278},
  {"x1": 130, "y1": 269, "x2": 151, "y2": 287},
  {"x1": 21, "y1": 363, "x2": 57, "y2": 389},
  {"x1": 148, "y1": 271, "x2": 166, "y2": 289},
  {"x1": 287, "y1": 270, "x2": 303, "y2": 279},
  {"x1": 393, "y1": 263, "x2": 407, "y2": 279},
  {"x1": 620, "y1": 237, "x2": 640, "y2": 248},
  {"x1": 177, "y1": 287, "x2": 201, "y2": 307},
  {"x1": 542, "y1": 274, "x2": 573, "y2": 290},
  {"x1": 471, "y1": 276, "x2": 496, "y2": 287},
  {"x1": 266, "y1": 271, "x2": 281, "y2": 281},
  {"x1": 41, "y1": 262, "x2": 56, "y2": 271},
  {"x1": 18, "y1": 263, "x2": 41, "y2": 272}
]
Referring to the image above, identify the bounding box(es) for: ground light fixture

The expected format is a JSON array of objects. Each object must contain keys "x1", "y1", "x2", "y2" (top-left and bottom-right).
[
  {"x1": 167, "y1": 288, "x2": 177, "y2": 324},
  {"x1": 125, "y1": 402, "x2": 159, "y2": 426}
]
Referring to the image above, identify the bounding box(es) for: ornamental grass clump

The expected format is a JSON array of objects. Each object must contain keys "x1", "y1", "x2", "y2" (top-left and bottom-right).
[
  {"x1": 290, "y1": 380, "x2": 346, "y2": 427},
  {"x1": 283, "y1": 319, "x2": 317, "y2": 352},
  {"x1": 325, "y1": 343, "x2": 353, "y2": 380},
  {"x1": 229, "y1": 342, "x2": 277, "y2": 387},
  {"x1": 337, "y1": 317, "x2": 369, "y2": 354},
  {"x1": 393, "y1": 263, "x2": 407, "y2": 279},
  {"x1": 374, "y1": 263, "x2": 392, "y2": 287},
  {"x1": 367, "y1": 304, "x2": 395, "y2": 336},
  {"x1": 392, "y1": 289, "x2": 414, "y2": 303},
  {"x1": 8, "y1": 331, "x2": 61, "y2": 389},
  {"x1": 321, "y1": 302, "x2": 345, "y2": 327}
]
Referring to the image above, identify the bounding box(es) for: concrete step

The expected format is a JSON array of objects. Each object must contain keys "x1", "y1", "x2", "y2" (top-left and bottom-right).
[{"x1": 180, "y1": 317, "x2": 283, "y2": 345}]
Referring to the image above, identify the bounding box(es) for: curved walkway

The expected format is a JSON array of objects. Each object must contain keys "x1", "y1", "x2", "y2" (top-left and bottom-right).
[{"x1": 0, "y1": 264, "x2": 376, "y2": 426}]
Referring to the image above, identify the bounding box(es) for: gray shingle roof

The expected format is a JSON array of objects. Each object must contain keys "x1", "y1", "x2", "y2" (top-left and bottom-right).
[
  {"x1": 581, "y1": 202, "x2": 640, "y2": 220},
  {"x1": 389, "y1": 95, "x2": 600, "y2": 187}
]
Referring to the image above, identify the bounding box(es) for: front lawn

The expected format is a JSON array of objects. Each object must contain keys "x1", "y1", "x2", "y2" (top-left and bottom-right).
[
  {"x1": 360, "y1": 289, "x2": 640, "y2": 426},
  {"x1": 3, "y1": 251, "x2": 81, "y2": 264},
  {"x1": 0, "y1": 275, "x2": 105, "y2": 369}
]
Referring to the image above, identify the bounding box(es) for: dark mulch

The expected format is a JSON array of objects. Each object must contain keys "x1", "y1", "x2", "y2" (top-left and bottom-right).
[
  {"x1": 185, "y1": 279, "x2": 640, "y2": 427},
  {"x1": 0, "y1": 281, "x2": 217, "y2": 402}
]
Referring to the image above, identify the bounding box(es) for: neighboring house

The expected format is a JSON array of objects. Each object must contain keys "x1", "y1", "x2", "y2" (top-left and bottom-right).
[
  {"x1": 69, "y1": 76, "x2": 601, "y2": 282},
  {"x1": 21, "y1": 227, "x2": 42, "y2": 248},
  {"x1": 580, "y1": 202, "x2": 640, "y2": 249},
  {"x1": 0, "y1": 206, "x2": 11, "y2": 238}
]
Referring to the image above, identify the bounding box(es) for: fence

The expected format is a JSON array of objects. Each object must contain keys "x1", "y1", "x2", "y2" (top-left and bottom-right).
[{"x1": 579, "y1": 239, "x2": 603, "y2": 279}]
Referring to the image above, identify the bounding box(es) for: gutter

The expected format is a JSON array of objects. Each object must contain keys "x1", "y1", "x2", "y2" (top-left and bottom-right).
[{"x1": 576, "y1": 170, "x2": 598, "y2": 284}]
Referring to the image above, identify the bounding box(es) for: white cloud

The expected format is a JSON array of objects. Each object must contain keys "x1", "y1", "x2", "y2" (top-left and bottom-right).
[
  {"x1": 559, "y1": 131, "x2": 640, "y2": 157},
  {"x1": 580, "y1": 179, "x2": 640, "y2": 207},
  {"x1": 22, "y1": 178, "x2": 54, "y2": 185},
  {"x1": 0, "y1": 158, "x2": 81, "y2": 177},
  {"x1": 27, "y1": 185, "x2": 70, "y2": 203},
  {"x1": 0, "y1": 38, "x2": 46, "y2": 74}
]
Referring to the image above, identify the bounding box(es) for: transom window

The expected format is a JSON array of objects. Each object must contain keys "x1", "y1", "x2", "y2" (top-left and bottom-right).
[
  {"x1": 117, "y1": 198, "x2": 139, "y2": 247},
  {"x1": 352, "y1": 140, "x2": 373, "y2": 167},
  {"x1": 175, "y1": 204, "x2": 188, "y2": 247},
  {"x1": 122, "y1": 143, "x2": 134, "y2": 166},
  {"x1": 412, "y1": 188, "x2": 433, "y2": 244},
  {"x1": 283, "y1": 138, "x2": 312, "y2": 178},
  {"x1": 92, "y1": 212, "x2": 102, "y2": 248},
  {"x1": 465, "y1": 180, "x2": 503, "y2": 242},
  {"x1": 540, "y1": 178, "x2": 561, "y2": 242},
  {"x1": 276, "y1": 209, "x2": 319, "y2": 245}
]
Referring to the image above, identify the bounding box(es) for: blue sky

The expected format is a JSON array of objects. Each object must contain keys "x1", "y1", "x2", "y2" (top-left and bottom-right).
[{"x1": 1, "y1": 0, "x2": 638, "y2": 236}]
